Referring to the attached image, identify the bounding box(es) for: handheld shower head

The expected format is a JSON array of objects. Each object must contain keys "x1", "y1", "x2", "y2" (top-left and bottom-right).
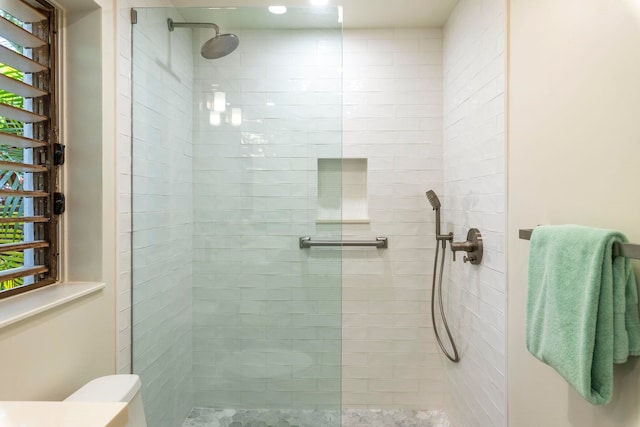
[
  {"x1": 426, "y1": 190, "x2": 447, "y2": 240},
  {"x1": 426, "y1": 190, "x2": 441, "y2": 210}
]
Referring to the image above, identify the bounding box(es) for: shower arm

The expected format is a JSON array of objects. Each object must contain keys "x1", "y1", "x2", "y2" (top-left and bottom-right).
[{"x1": 167, "y1": 19, "x2": 220, "y2": 36}]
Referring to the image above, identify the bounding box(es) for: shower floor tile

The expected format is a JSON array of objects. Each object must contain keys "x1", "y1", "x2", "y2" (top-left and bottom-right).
[{"x1": 181, "y1": 408, "x2": 450, "y2": 427}]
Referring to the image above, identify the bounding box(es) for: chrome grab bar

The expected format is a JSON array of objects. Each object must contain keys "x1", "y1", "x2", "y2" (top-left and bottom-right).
[
  {"x1": 299, "y1": 237, "x2": 388, "y2": 249},
  {"x1": 519, "y1": 228, "x2": 640, "y2": 260}
]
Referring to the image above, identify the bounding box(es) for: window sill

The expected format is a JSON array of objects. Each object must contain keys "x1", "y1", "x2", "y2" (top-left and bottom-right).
[{"x1": 0, "y1": 282, "x2": 106, "y2": 330}]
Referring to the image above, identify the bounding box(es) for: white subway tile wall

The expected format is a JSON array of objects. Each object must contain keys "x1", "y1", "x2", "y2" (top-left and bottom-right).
[
  {"x1": 191, "y1": 27, "x2": 343, "y2": 410},
  {"x1": 442, "y1": 0, "x2": 506, "y2": 425},
  {"x1": 341, "y1": 28, "x2": 446, "y2": 410},
  {"x1": 128, "y1": 7, "x2": 194, "y2": 427}
]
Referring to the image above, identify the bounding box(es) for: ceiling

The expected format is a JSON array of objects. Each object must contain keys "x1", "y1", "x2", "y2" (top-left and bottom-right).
[{"x1": 171, "y1": 0, "x2": 460, "y2": 29}]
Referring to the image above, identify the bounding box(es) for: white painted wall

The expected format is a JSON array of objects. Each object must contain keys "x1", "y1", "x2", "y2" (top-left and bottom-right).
[
  {"x1": 508, "y1": 1, "x2": 640, "y2": 426},
  {"x1": 442, "y1": 0, "x2": 507, "y2": 425},
  {"x1": 341, "y1": 28, "x2": 447, "y2": 409},
  {"x1": 0, "y1": 0, "x2": 118, "y2": 400},
  {"x1": 0, "y1": 291, "x2": 113, "y2": 400}
]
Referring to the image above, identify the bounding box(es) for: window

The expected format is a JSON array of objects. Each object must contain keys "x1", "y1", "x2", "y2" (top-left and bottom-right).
[{"x1": 0, "y1": 0, "x2": 60, "y2": 299}]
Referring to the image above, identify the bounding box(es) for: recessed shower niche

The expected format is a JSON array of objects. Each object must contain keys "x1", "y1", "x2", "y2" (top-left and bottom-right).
[{"x1": 317, "y1": 158, "x2": 369, "y2": 223}]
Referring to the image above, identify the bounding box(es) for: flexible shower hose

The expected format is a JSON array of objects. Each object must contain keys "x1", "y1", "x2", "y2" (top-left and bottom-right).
[{"x1": 431, "y1": 240, "x2": 460, "y2": 363}]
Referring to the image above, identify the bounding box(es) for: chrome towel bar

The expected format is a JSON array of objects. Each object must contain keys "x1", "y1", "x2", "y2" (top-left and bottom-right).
[
  {"x1": 299, "y1": 237, "x2": 388, "y2": 249},
  {"x1": 519, "y1": 228, "x2": 640, "y2": 260}
]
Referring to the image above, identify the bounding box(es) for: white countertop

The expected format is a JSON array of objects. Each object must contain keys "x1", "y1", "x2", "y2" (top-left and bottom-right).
[{"x1": 0, "y1": 401, "x2": 128, "y2": 427}]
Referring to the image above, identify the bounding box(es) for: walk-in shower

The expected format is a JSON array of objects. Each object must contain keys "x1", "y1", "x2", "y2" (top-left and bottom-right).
[{"x1": 132, "y1": 5, "x2": 460, "y2": 427}]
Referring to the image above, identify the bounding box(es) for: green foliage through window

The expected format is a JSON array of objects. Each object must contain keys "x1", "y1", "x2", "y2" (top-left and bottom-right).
[{"x1": 0, "y1": 11, "x2": 27, "y2": 290}]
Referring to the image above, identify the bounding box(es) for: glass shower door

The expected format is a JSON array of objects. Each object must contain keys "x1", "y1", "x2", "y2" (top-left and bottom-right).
[
  {"x1": 131, "y1": 6, "x2": 195, "y2": 427},
  {"x1": 132, "y1": 6, "x2": 343, "y2": 427}
]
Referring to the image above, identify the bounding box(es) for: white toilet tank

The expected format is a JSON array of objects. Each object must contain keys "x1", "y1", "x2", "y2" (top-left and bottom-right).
[{"x1": 65, "y1": 374, "x2": 147, "y2": 427}]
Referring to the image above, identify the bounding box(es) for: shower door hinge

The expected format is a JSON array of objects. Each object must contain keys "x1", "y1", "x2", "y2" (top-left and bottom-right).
[{"x1": 131, "y1": 9, "x2": 137, "y2": 24}]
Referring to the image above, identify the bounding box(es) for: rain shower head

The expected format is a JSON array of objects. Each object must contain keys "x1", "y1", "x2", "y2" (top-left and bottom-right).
[
  {"x1": 426, "y1": 190, "x2": 441, "y2": 210},
  {"x1": 201, "y1": 33, "x2": 240, "y2": 59},
  {"x1": 168, "y1": 18, "x2": 240, "y2": 59}
]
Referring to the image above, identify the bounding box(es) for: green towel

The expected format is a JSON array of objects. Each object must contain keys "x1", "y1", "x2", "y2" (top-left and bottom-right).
[{"x1": 526, "y1": 224, "x2": 640, "y2": 405}]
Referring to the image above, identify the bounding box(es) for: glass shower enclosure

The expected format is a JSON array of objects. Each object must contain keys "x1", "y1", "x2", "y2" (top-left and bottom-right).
[{"x1": 131, "y1": 6, "x2": 343, "y2": 427}]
